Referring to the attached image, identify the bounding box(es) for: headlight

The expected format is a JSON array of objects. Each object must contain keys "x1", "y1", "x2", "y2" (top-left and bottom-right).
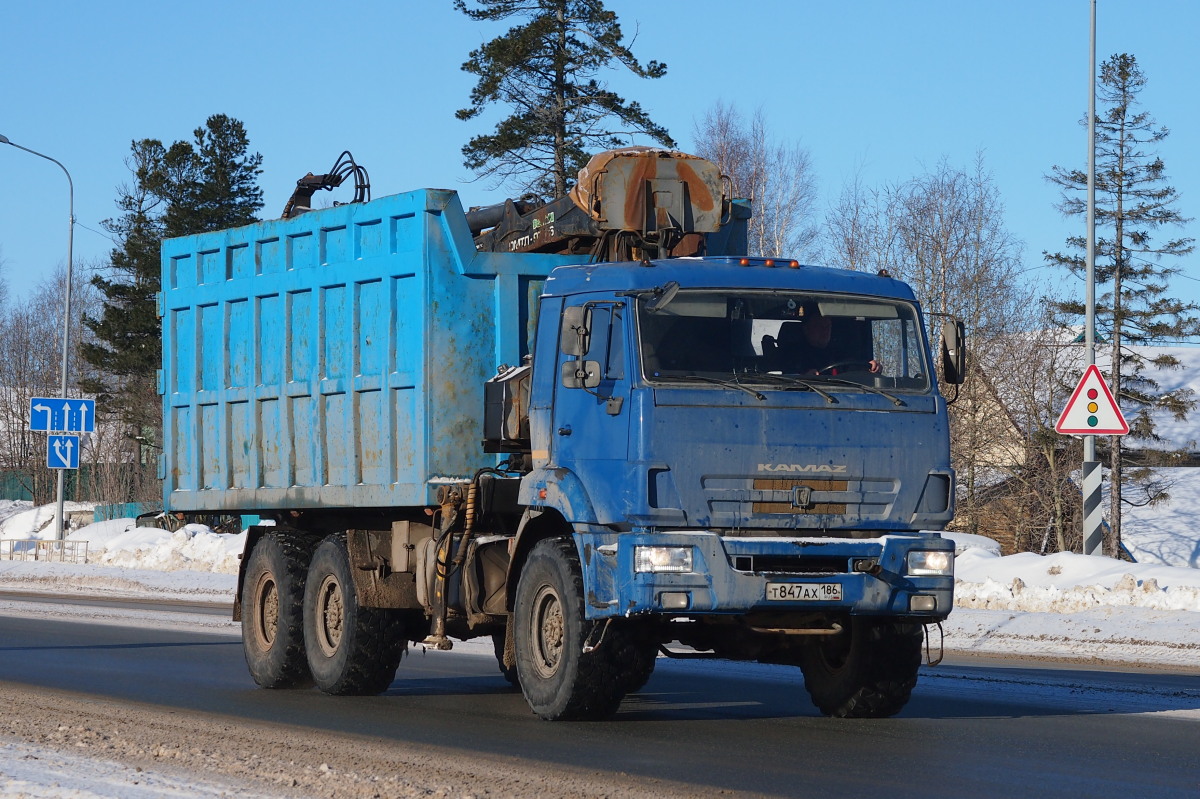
[
  {"x1": 906, "y1": 549, "x2": 954, "y2": 577},
  {"x1": 635, "y1": 546, "x2": 693, "y2": 573}
]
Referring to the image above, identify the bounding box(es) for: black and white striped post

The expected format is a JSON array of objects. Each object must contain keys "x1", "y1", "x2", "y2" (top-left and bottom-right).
[
  {"x1": 1081, "y1": 461, "x2": 1103, "y2": 555},
  {"x1": 1056, "y1": 366, "x2": 1129, "y2": 555}
]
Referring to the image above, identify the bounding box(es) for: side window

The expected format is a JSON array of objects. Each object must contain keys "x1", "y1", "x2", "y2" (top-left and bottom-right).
[
  {"x1": 531, "y1": 296, "x2": 564, "y2": 409},
  {"x1": 560, "y1": 303, "x2": 624, "y2": 379},
  {"x1": 872, "y1": 317, "x2": 925, "y2": 380},
  {"x1": 597, "y1": 305, "x2": 624, "y2": 380}
]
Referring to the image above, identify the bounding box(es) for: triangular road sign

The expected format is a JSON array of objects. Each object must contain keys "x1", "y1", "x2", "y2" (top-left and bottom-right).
[{"x1": 1055, "y1": 364, "x2": 1130, "y2": 435}]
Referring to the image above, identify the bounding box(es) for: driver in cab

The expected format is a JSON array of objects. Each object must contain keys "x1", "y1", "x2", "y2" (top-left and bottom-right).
[{"x1": 764, "y1": 301, "x2": 882, "y2": 375}]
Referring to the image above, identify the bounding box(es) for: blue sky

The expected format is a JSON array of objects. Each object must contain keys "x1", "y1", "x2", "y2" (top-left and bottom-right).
[{"x1": 3, "y1": 0, "x2": 1198, "y2": 316}]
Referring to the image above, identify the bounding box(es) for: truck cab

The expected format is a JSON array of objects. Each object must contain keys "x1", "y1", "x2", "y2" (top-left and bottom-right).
[{"x1": 489, "y1": 256, "x2": 958, "y2": 719}]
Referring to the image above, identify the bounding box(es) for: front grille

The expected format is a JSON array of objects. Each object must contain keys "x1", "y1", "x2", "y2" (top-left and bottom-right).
[
  {"x1": 702, "y1": 474, "x2": 897, "y2": 526},
  {"x1": 752, "y1": 478, "x2": 847, "y2": 514}
]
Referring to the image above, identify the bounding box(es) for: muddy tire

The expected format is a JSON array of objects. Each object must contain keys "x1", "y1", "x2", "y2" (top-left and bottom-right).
[
  {"x1": 241, "y1": 532, "x2": 314, "y2": 689},
  {"x1": 514, "y1": 538, "x2": 625, "y2": 720},
  {"x1": 608, "y1": 625, "x2": 658, "y2": 693},
  {"x1": 799, "y1": 618, "x2": 924, "y2": 718},
  {"x1": 492, "y1": 631, "x2": 520, "y2": 687},
  {"x1": 303, "y1": 533, "x2": 407, "y2": 696}
]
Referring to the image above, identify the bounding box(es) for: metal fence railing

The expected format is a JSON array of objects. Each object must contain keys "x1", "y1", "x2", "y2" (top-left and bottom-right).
[{"x1": 0, "y1": 539, "x2": 89, "y2": 564}]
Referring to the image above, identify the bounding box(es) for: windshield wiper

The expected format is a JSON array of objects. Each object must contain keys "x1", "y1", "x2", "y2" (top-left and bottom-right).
[
  {"x1": 657, "y1": 373, "x2": 766, "y2": 401},
  {"x1": 744, "y1": 372, "x2": 838, "y2": 404},
  {"x1": 803, "y1": 375, "x2": 908, "y2": 407}
]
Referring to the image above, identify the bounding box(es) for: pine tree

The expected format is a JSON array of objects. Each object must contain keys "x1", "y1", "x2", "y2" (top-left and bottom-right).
[
  {"x1": 152, "y1": 115, "x2": 264, "y2": 236},
  {"x1": 454, "y1": 0, "x2": 675, "y2": 199},
  {"x1": 79, "y1": 139, "x2": 165, "y2": 436},
  {"x1": 81, "y1": 116, "x2": 263, "y2": 473},
  {"x1": 1046, "y1": 53, "x2": 1197, "y2": 556}
]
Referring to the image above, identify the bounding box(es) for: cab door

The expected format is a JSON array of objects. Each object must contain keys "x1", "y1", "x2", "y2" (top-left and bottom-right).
[{"x1": 551, "y1": 300, "x2": 631, "y2": 470}]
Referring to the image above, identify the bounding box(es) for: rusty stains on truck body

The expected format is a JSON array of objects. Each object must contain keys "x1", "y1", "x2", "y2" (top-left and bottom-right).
[{"x1": 471, "y1": 147, "x2": 735, "y2": 261}]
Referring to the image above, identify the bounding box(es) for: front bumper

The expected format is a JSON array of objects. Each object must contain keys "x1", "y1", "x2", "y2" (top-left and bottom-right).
[{"x1": 576, "y1": 530, "x2": 954, "y2": 621}]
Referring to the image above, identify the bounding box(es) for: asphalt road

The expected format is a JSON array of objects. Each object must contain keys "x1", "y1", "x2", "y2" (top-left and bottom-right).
[{"x1": 1, "y1": 602, "x2": 1198, "y2": 798}]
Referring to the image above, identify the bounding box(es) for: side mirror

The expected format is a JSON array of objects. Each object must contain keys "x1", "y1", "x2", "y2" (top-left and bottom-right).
[
  {"x1": 940, "y1": 320, "x2": 966, "y2": 385},
  {"x1": 561, "y1": 306, "x2": 591, "y2": 357},
  {"x1": 561, "y1": 360, "x2": 602, "y2": 389},
  {"x1": 645, "y1": 280, "x2": 680, "y2": 313}
]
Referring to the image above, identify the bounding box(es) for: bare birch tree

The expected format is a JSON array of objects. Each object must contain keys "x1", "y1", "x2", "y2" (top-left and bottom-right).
[
  {"x1": 0, "y1": 265, "x2": 96, "y2": 504},
  {"x1": 0, "y1": 248, "x2": 9, "y2": 310},
  {"x1": 970, "y1": 320, "x2": 1086, "y2": 553},
  {"x1": 693, "y1": 102, "x2": 820, "y2": 260},
  {"x1": 825, "y1": 156, "x2": 1039, "y2": 538}
]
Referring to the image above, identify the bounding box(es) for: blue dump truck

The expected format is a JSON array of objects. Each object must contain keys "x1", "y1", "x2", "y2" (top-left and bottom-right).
[{"x1": 160, "y1": 148, "x2": 963, "y2": 720}]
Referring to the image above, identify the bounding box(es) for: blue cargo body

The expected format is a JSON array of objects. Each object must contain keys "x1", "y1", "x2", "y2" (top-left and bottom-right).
[{"x1": 160, "y1": 189, "x2": 586, "y2": 514}]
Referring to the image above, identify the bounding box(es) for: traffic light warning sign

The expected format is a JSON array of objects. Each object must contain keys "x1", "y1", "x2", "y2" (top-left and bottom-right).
[{"x1": 1055, "y1": 364, "x2": 1130, "y2": 436}]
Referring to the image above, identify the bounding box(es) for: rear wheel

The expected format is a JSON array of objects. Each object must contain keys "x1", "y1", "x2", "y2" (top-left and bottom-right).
[
  {"x1": 241, "y1": 532, "x2": 313, "y2": 689},
  {"x1": 514, "y1": 538, "x2": 625, "y2": 720},
  {"x1": 303, "y1": 533, "x2": 407, "y2": 696},
  {"x1": 799, "y1": 618, "x2": 923, "y2": 718}
]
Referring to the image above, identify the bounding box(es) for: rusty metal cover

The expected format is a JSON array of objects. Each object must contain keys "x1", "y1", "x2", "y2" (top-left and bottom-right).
[{"x1": 569, "y1": 147, "x2": 724, "y2": 233}]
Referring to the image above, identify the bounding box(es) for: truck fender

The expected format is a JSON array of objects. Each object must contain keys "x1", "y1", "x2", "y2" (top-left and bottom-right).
[
  {"x1": 506, "y1": 468, "x2": 599, "y2": 610},
  {"x1": 504, "y1": 507, "x2": 576, "y2": 612},
  {"x1": 518, "y1": 467, "x2": 599, "y2": 524}
]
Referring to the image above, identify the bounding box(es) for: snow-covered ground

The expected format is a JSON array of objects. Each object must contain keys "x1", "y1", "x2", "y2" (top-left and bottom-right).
[{"x1": 0, "y1": 739, "x2": 283, "y2": 799}]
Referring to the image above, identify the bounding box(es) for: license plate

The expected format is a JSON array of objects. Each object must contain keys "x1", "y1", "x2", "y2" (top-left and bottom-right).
[{"x1": 766, "y1": 582, "x2": 842, "y2": 601}]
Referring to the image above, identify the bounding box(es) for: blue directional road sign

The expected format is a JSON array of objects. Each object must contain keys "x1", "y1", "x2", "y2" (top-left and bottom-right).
[
  {"x1": 29, "y1": 397, "x2": 96, "y2": 433},
  {"x1": 47, "y1": 434, "x2": 81, "y2": 470}
]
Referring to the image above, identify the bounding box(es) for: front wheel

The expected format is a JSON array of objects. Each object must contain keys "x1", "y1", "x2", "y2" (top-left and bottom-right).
[
  {"x1": 798, "y1": 618, "x2": 923, "y2": 718},
  {"x1": 514, "y1": 538, "x2": 625, "y2": 720},
  {"x1": 492, "y1": 630, "x2": 520, "y2": 687},
  {"x1": 303, "y1": 533, "x2": 407, "y2": 696},
  {"x1": 608, "y1": 624, "x2": 658, "y2": 693}
]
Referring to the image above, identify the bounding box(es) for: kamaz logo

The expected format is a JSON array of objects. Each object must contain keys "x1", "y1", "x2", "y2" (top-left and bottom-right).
[{"x1": 757, "y1": 463, "x2": 848, "y2": 474}]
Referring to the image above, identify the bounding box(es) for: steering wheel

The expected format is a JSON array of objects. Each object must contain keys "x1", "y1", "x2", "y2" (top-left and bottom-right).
[{"x1": 815, "y1": 360, "x2": 866, "y2": 375}]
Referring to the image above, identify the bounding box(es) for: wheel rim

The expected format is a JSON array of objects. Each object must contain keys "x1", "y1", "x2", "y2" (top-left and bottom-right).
[
  {"x1": 252, "y1": 573, "x2": 279, "y2": 647},
  {"x1": 314, "y1": 574, "x2": 345, "y2": 657},
  {"x1": 530, "y1": 584, "x2": 565, "y2": 680}
]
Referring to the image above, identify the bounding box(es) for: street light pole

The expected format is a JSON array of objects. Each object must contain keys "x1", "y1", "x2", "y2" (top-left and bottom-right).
[
  {"x1": 0, "y1": 134, "x2": 76, "y2": 541},
  {"x1": 1080, "y1": 2, "x2": 1104, "y2": 557}
]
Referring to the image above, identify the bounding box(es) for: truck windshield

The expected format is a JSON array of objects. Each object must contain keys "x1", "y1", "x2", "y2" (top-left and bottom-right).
[{"x1": 637, "y1": 291, "x2": 932, "y2": 393}]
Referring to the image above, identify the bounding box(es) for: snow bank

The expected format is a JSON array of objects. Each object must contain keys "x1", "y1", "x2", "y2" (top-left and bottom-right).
[
  {"x1": 0, "y1": 500, "x2": 94, "y2": 539},
  {"x1": 950, "y1": 542, "x2": 1200, "y2": 613},
  {"x1": 1, "y1": 503, "x2": 244, "y2": 575},
  {"x1": 81, "y1": 522, "x2": 245, "y2": 574},
  {"x1": 0, "y1": 503, "x2": 242, "y2": 602}
]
